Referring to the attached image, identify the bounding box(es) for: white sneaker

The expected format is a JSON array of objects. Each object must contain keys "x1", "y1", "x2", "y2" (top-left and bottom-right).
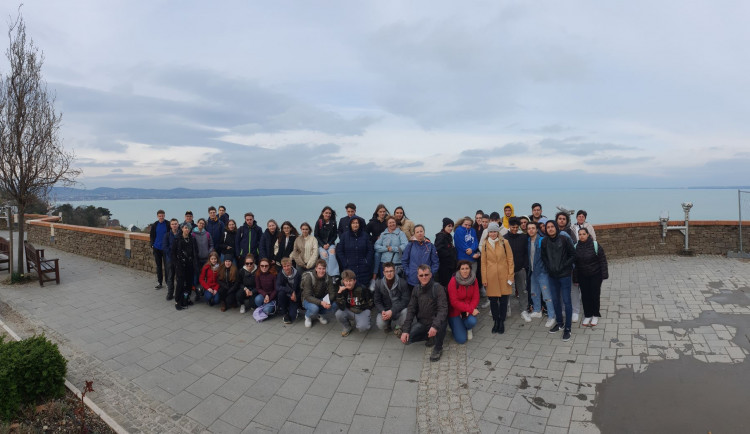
[
  {"x1": 582, "y1": 317, "x2": 592, "y2": 326},
  {"x1": 304, "y1": 317, "x2": 312, "y2": 328},
  {"x1": 572, "y1": 313, "x2": 579, "y2": 323},
  {"x1": 545, "y1": 318, "x2": 556, "y2": 328},
  {"x1": 467, "y1": 330, "x2": 473, "y2": 341},
  {"x1": 530, "y1": 311, "x2": 542, "y2": 319},
  {"x1": 318, "y1": 315, "x2": 328, "y2": 325},
  {"x1": 591, "y1": 317, "x2": 599, "y2": 326},
  {"x1": 239, "y1": 305, "x2": 246, "y2": 314},
  {"x1": 480, "y1": 299, "x2": 490, "y2": 309},
  {"x1": 521, "y1": 311, "x2": 531, "y2": 322}
]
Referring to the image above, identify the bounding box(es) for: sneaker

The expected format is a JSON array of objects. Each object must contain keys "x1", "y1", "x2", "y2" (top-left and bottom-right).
[
  {"x1": 429, "y1": 347, "x2": 442, "y2": 362},
  {"x1": 305, "y1": 316, "x2": 312, "y2": 328},
  {"x1": 175, "y1": 303, "x2": 183, "y2": 311},
  {"x1": 530, "y1": 311, "x2": 542, "y2": 318},
  {"x1": 394, "y1": 327, "x2": 402, "y2": 338},
  {"x1": 467, "y1": 330, "x2": 473, "y2": 341},
  {"x1": 545, "y1": 318, "x2": 557, "y2": 328},
  {"x1": 425, "y1": 337, "x2": 435, "y2": 347},
  {"x1": 283, "y1": 315, "x2": 292, "y2": 324},
  {"x1": 591, "y1": 317, "x2": 599, "y2": 326},
  {"x1": 155, "y1": 284, "x2": 163, "y2": 290},
  {"x1": 582, "y1": 317, "x2": 592, "y2": 326},
  {"x1": 480, "y1": 299, "x2": 490, "y2": 309},
  {"x1": 318, "y1": 316, "x2": 328, "y2": 325},
  {"x1": 341, "y1": 328, "x2": 352, "y2": 337},
  {"x1": 240, "y1": 305, "x2": 246, "y2": 314},
  {"x1": 220, "y1": 302, "x2": 227, "y2": 312},
  {"x1": 572, "y1": 313, "x2": 579, "y2": 323},
  {"x1": 521, "y1": 311, "x2": 532, "y2": 322},
  {"x1": 562, "y1": 329, "x2": 571, "y2": 342},
  {"x1": 166, "y1": 294, "x2": 174, "y2": 301},
  {"x1": 549, "y1": 324, "x2": 561, "y2": 334}
]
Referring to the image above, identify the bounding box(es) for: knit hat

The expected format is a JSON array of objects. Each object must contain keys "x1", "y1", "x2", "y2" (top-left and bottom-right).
[
  {"x1": 442, "y1": 217, "x2": 454, "y2": 230},
  {"x1": 222, "y1": 254, "x2": 233, "y2": 262},
  {"x1": 487, "y1": 222, "x2": 502, "y2": 233},
  {"x1": 489, "y1": 211, "x2": 501, "y2": 220}
]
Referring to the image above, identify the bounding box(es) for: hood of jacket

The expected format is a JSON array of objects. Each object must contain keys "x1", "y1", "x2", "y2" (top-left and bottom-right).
[{"x1": 348, "y1": 216, "x2": 367, "y2": 237}]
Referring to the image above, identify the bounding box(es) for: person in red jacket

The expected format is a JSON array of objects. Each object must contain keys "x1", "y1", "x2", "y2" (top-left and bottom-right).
[
  {"x1": 254, "y1": 257, "x2": 278, "y2": 316},
  {"x1": 447, "y1": 260, "x2": 480, "y2": 344},
  {"x1": 199, "y1": 252, "x2": 221, "y2": 306}
]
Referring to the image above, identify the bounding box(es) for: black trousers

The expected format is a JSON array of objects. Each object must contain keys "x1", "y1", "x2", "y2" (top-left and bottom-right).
[
  {"x1": 153, "y1": 248, "x2": 166, "y2": 284},
  {"x1": 578, "y1": 274, "x2": 602, "y2": 318},
  {"x1": 277, "y1": 287, "x2": 300, "y2": 320},
  {"x1": 408, "y1": 320, "x2": 448, "y2": 350},
  {"x1": 175, "y1": 263, "x2": 194, "y2": 306},
  {"x1": 165, "y1": 261, "x2": 176, "y2": 296},
  {"x1": 489, "y1": 295, "x2": 509, "y2": 323}
]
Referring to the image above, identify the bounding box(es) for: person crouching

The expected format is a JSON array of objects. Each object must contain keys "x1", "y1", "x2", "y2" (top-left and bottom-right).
[{"x1": 334, "y1": 270, "x2": 374, "y2": 337}]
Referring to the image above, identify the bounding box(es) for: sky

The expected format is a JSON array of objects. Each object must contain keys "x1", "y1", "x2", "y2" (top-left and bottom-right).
[{"x1": 1, "y1": 1, "x2": 748, "y2": 191}]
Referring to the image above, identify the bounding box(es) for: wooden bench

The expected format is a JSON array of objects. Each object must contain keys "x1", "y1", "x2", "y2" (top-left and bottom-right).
[
  {"x1": 24, "y1": 241, "x2": 60, "y2": 286},
  {"x1": 0, "y1": 236, "x2": 9, "y2": 273}
]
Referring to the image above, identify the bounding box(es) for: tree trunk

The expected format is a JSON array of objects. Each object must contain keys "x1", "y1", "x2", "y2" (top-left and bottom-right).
[{"x1": 16, "y1": 206, "x2": 25, "y2": 273}]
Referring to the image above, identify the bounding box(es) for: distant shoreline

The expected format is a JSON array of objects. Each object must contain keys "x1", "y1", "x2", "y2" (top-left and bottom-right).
[{"x1": 51, "y1": 187, "x2": 326, "y2": 201}]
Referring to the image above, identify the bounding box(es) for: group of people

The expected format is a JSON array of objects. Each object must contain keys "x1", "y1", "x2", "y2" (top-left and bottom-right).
[{"x1": 149, "y1": 202, "x2": 608, "y2": 361}]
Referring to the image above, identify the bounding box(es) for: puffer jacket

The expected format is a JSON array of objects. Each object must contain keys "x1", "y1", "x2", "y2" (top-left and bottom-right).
[
  {"x1": 374, "y1": 228, "x2": 408, "y2": 265},
  {"x1": 373, "y1": 275, "x2": 411, "y2": 314},
  {"x1": 335, "y1": 284, "x2": 374, "y2": 314},
  {"x1": 335, "y1": 217, "x2": 374, "y2": 284},
  {"x1": 219, "y1": 229, "x2": 237, "y2": 258},
  {"x1": 402, "y1": 239, "x2": 439, "y2": 287},
  {"x1": 402, "y1": 280, "x2": 448, "y2": 332},
  {"x1": 301, "y1": 271, "x2": 336, "y2": 306},
  {"x1": 192, "y1": 228, "x2": 213, "y2": 259},
  {"x1": 199, "y1": 263, "x2": 220, "y2": 292},
  {"x1": 573, "y1": 238, "x2": 609, "y2": 280},
  {"x1": 205, "y1": 217, "x2": 224, "y2": 248},
  {"x1": 541, "y1": 232, "x2": 576, "y2": 279}
]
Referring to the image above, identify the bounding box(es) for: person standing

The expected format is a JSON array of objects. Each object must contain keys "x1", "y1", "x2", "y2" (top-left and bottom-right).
[
  {"x1": 504, "y1": 217, "x2": 530, "y2": 322},
  {"x1": 336, "y1": 217, "x2": 374, "y2": 288},
  {"x1": 218, "y1": 205, "x2": 229, "y2": 227},
  {"x1": 402, "y1": 225, "x2": 439, "y2": 290},
  {"x1": 530, "y1": 203, "x2": 546, "y2": 223},
  {"x1": 290, "y1": 222, "x2": 319, "y2": 274},
  {"x1": 314, "y1": 206, "x2": 340, "y2": 278},
  {"x1": 275, "y1": 221, "x2": 298, "y2": 266},
  {"x1": 162, "y1": 218, "x2": 181, "y2": 301},
  {"x1": 541, "y1": 220, "x2": 576, "y2": 342},
  {"x1": 400, "y1": 266, "x2": 448, "y2": 362},
  {"x1": 172, "y1": 223, "x2": 198, "y2": 310},
  {"x1": 527, "y1": 222, "x2": 555, "y2": 327},
  {"x1": 237, "y1": 212, "x2": 262, "y2": 262},
  {"x1": 434, "y1": 218, "x2": 457, "y2": 287},
  {"x1": 219, "y1": 219, "x2": 238, "y2": 264},
  {"x1": 205, "y1": 206, "x2": 225, "y2": 250},
  {"x1": 374, "y1": 216, "x2": 408, "y2": 276},
  {"x1": 366, "y1": 204, "x2": 389, "y2": 281},
  {"x1": 573, "y1": 210, "x2": 597, "y2": 241},
  {"x1": 394, "y1": 206, "x2": 415, "y2": 240},
  {"x1": 182, "y1": 211, "x2": 196, "y2": 231},
  {"x1": 481, "y1": 222, "x2": 514, "y2": 334},
  {"x1": 149, "y1": 210, "x2": 169, "y2": 290},
  {"x1": 192, "y1": 218, "x2": 214, "y2": 297},
  {"x1": 574, "y1": 228, "x2": 608, "y2": 326},
  {"x1": 259, "y1": 219, "x2": 280, "y2": 268},
  {"x1": 338, "y1": 203, "x2": 358, "y2": 236}
]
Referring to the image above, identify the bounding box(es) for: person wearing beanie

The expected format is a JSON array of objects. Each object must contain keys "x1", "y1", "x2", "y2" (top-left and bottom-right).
[
  {"x1": 481, "y1": 222, "x2": 514, "y2": 334},
  {"x1": 217, "y1": 254, "x2": 239, "y2": 311},
  {"x1": 435, "y1": 218, "x2": 457, "y2": 287}
]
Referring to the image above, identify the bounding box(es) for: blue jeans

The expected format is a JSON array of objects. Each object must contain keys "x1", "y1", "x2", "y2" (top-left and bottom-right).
[
  {"x1": 448, "y1": 314, "x2": 477, "y2": 344},
  {"x1": 529, "y1": 270, "x2": 551, "y2": 314},
  {"x1": 549, "y1": 275, "x2": 572, "y2": 330},
  {"x1": 204, "y1": 290, "x2": 220, "y2": 305},
  {"x1": 318, "y1": 246, "x2": 340, "y2": 276},
  {"x1": 254, "y1": 294, "x2": 276, "y2": 315},
  {"x1": 303, "y1": 300, "x2": 337, "y2": 319}
]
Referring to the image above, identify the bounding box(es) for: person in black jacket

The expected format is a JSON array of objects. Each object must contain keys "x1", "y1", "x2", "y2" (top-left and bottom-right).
[
  {"x1": 217, "y1": 254, "x2": 240, "y2": 312},
  {"x1": 259, "y1": 219, "x2": 280, "y2": 268},
  {"x1": 218, "y1": 219, "x2": 238, "y2": 265},
  {"x1": 275, "y1": 221, "x2": 298, "y2": 266},
  {"x1": 237, "y1": 213, "x2": 263, "y2": 263},
  {"x1": 162, "y1": 218, "x2": 181, "y2": 301},
  {"x1": 434, "y1": 218, "x2": 457, "y2": 287},
  {"x1": 172, "y1": 223, "x2": 199, "y2": 310},
  {"x1": 400, "y1": 266, "x2": 448, "y2": 362},
  {"x1": 541, "y1": 220, "x2": 576, "y2": 341},
  {"x1": 236, "y1": 254, "x2": 258, "y2": 314},
  {"x1": 337, "y1": 202, "x2": 358, "y2": 236},
  {"x1": 336, "y1": 216, "x2": 374, "y2": 288},
  {"x1": 504, "y1": 217, "x2": 531, "y2": 322},
  {"x1": 277, "y1": 257, "x2": 303, "y2": 324},
  {"x1": 373, "y1": 262, "x2": 412, "y2": 335},
  {"x1": 314, "y1": 206, "x2": 339, "y2": 277},
  {"x1": 573, "y1": 228, "x2": 608, "y2": 327}
]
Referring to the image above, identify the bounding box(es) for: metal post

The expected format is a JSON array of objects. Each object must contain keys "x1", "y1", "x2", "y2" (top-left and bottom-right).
[{"x1": 740, "y1": 189, "x2": 743, "y2": 254}]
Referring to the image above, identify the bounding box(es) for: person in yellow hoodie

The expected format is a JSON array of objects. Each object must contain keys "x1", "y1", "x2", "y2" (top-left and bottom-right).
[{"x1": 501, "y1": 203, "x2": 515, "y2": 229}]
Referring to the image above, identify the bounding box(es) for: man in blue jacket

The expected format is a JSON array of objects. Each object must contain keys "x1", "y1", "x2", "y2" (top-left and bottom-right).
[
  {"x1": 402, "y1": 225, "x2": 439, "y2": 290},
  {"x1": 205, "y1": 206, "x2": 225, "y2": 248},
  {"x1": 149, "y1": 210, "x2": 169, "y2": 290},
  {"x1": 162, "y1": 218, "x2": 181, "y2": 301}
]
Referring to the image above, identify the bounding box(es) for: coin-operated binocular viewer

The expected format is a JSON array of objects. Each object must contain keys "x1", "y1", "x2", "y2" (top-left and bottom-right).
[{"x1": 658, "y1": 202, "x2": 693, "y2": 255}]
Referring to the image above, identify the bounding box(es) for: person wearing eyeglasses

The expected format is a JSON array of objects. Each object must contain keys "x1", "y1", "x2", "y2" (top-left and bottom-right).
[
  {"x1": 236, "y1": 254, "x2": 258, "y2": 314},
  {"x1": 400, "y1": 266, "x2": 448, "y2": 362}
]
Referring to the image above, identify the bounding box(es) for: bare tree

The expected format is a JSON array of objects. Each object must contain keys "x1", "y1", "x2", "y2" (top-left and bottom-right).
[{"x1": 0, "y1": 13, "x2": 80, "y2": 273}]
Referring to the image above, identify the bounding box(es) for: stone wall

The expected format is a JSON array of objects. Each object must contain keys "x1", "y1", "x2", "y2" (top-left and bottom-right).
[
  {"x1": 593, "y1": 221, "x2": 749, "y2": 258},
  {"x1": 23, "y1": 218, "x2": 750, "y2": 278},
  {"x1": 27, "y1": 217, "x2": 155, "y2": 273}
]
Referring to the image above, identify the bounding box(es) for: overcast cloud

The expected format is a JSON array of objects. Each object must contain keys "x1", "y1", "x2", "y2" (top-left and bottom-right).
[{"x1": 2, "y1": 0, "x2": 748, "y2": 191}]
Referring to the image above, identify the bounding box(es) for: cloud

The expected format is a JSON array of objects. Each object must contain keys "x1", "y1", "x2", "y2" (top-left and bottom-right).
[
  {"x1": 538, "y1": 138, "x2": 638, "y2": 154},
  {"x1": 585, "y1": 156, "x2": 653, "y2": 165}
]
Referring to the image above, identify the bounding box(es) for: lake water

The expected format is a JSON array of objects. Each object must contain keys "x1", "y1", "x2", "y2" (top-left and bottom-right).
[{"x1": 66, "y1": 188, "x2": 743, "y2": 238}]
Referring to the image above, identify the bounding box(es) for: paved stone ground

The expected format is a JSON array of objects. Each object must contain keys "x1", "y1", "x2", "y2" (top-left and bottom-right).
[{"x1": 1, "y1": 233, "x2": 748, "y2": 433}]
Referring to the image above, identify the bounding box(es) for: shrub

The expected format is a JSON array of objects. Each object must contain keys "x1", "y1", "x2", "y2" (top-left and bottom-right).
[{"x1": 0, "y1": 335, "x2": 67, "y2": 420}]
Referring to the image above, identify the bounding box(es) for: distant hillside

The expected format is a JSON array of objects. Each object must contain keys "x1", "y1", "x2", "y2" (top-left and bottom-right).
[{"x1": 51, "y1": 187, "x2": 325, "y2": 201}]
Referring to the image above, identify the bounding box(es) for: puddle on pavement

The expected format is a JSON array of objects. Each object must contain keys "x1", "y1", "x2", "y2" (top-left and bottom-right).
[
  {"x1": 702, "y1": 286, "x2": 750, "y2": 307},
  {"x1": 595, "y1": 309, "x2": 750, "y2": 432}
]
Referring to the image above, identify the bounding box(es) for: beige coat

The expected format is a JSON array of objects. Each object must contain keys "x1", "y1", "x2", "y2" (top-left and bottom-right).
[
  {"x1": 290, "y1": 235, "x2": 319, "y2": 269},
  {"x1": 399, "y1": 218, "x2": 415, "y2": 240},
  {"x1": 480, "y1": 237, "x2": 514, "y2": 297}
]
